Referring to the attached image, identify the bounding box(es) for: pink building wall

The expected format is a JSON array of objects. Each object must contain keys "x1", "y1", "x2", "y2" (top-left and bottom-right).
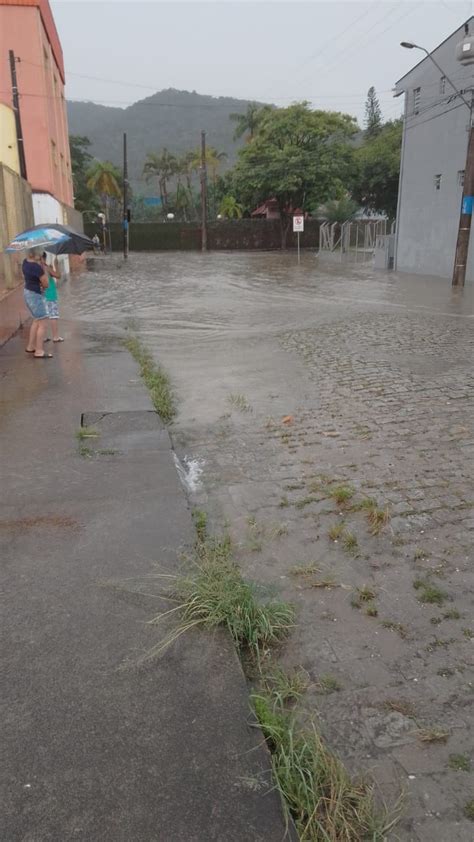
[{"x1": 0, "y1": 0, "x2": 74, "y2": 206}]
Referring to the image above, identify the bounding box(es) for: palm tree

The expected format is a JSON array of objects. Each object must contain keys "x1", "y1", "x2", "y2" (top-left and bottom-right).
[
  {"x1": 219, "y1": 195, "x2": 243, "y2": 219},
  {"x1": 229, "y1": 103, "x2": 267, "y2": 142},
  {"x1": 86, "y1": 160, "x2": 122, "y2": 222},
  {"x1": 190, "y1": 147, "x2": 227, "y2": 217},
  {"x1": 143, "y1": 148, "x2": 177, "y2": 211}
]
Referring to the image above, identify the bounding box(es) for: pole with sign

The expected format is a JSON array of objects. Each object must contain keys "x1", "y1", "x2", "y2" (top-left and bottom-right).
[{"x1": 293, "y1": 213, "x2": 304, "y2": 263}]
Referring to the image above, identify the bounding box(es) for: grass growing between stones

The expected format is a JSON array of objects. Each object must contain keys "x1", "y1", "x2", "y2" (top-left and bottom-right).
[
  {"x1": 413, "y1": 578, "x2": 449, "y2": 606},
  {"x1": 124, "y1": 335, "x2": 175, "y2": 423},
  {"x1": 448, "y1": 754, "x2": 471, "y2": 772},
  {"x1": 143, "y1": 533, "x2": 295, "y2": 662},
  {"x1": 76, "y1": 426, "x2": 99, "y2": 441},
  {"x1": 252, "y1": 688, "x2": 400, "y2": 841}
]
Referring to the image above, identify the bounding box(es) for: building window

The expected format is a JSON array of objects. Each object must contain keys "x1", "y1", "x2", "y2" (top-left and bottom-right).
[
  {"x1": 440, "y1": 76, "x2": 446, "y2": 94},
  {"x1": 434, "y1": 173, "x2": 442, "y2": 190},
  {"x1": 413, "y1": 87, "x2": 421, "y2": 114},
  {"x1": 458, "y1": 169, "x2": 465, "y2": 187}
]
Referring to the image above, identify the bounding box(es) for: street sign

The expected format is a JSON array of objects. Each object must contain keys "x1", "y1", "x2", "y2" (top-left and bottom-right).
[{"x1": 293, "y1": 215, "x2": 304, "y2": 232}]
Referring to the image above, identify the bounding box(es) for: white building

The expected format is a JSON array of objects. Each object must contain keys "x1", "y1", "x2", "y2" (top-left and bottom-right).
[{"x1": 394, "y1": 18, "x2": 474, "y2": 280}]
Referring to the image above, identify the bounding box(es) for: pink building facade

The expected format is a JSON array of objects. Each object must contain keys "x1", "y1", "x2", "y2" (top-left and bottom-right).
[{"x1": 0, "y1": 0, "x2": 73, "y2": 207}]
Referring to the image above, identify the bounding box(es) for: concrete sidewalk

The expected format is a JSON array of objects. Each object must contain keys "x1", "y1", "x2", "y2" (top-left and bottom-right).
[{"x1": 0, "y1": 321, "x2": 289, "y2": 841}]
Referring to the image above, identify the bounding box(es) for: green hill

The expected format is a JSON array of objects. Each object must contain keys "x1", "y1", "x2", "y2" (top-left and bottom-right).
[{"x1": 67, "y1": 89, "x2": 265, "y2": 192}]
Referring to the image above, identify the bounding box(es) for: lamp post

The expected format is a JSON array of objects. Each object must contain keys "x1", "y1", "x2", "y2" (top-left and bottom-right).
[{"x1": 401, "y1": 41, "x2": 473, "y2": 286}]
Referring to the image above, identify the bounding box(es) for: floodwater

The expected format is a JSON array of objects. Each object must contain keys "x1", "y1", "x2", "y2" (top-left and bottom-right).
[{"x1": 69, "y1": 252, "x2": 474, "y2": 841}]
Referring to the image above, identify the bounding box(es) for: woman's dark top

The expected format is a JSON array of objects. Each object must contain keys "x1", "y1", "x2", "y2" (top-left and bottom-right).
[{"x1": 22, "y1": 259, "x2": 44, "y2": 294}]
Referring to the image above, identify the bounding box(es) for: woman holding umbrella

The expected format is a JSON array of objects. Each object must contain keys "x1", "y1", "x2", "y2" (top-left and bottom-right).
[{"x1": 23, "y1": 248, "x2": 53, "y2": 358}]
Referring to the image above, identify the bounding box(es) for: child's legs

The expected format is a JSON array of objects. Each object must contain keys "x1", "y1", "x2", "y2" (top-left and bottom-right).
[{"x1": 46, "y1": 300, "x2": 62, "y2": 340}]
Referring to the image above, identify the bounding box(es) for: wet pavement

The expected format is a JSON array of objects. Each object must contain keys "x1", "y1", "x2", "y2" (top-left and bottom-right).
[
  {"x1": 0, "y1": 314, "x2": 290, "y2": 842},
  {"x1": 67, "y1": 251, "x2": 474, "y2": 841}
]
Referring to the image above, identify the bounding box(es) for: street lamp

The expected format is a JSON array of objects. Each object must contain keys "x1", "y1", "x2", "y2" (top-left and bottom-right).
[{"x1": 400, "y1": 42, "x2": 471, "y2": 109}]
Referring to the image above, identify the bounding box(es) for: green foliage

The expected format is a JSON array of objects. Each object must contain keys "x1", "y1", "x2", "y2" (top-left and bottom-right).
[
  {"x1": 86, "y1": 159, "x2": 122, "y2": 199},
  {"x1": 229, "y1": 102, "x2": 271, "y2": 141},
  {"x1": 143, "y1": 148, "x2": 178, "y2": 210},
  {"x1": 352, "y1": 119, "x2": 403, "y2": 218},
  {"x1": 69, "y1": 135, "x2": 100, "y2": 214},
  {"x1": 320, "y1": 196, "x2": 359, "y2": 223},
  {"x1": 232, "y1": 103, "x2": 357, "y2": 247},
  {"x1": 124, "y1": 336, "x2": 175, "y2": 422},
  {"x1": 252, "y1": 691, "x2": 399, "y2": 840},
  {"x1": 219, "y1": 195, "x2": 243, "y2": 219},
  {"x1": 364, "y1": 86, "x2": 382, "y2": 138},
  {"x1": 144, "y1": 535, "x2": 295, "y2": 661}
]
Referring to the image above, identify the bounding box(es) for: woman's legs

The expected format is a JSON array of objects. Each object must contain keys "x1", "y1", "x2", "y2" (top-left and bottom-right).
[
  {"x1": 34, "y1": 319, "x2": 47, "y2": 354},
  {"x1": 26, "y1": 320, "x2": 39, "y2": 352}
]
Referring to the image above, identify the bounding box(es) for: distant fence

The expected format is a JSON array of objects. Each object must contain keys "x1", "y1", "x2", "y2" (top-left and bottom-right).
[{"x1": 84, "y1": 219, "x2": 321, "y2": 251}]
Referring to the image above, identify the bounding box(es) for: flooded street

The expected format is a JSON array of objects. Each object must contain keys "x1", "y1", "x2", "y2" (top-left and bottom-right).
[{"x1": 70, "y1": 252, "x2": 473, "y2": 840}]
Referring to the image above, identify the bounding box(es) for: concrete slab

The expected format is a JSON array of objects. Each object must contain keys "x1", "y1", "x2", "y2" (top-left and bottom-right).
[{"x1": 0, "y1": 327, "x2": 290, "y2": 841}]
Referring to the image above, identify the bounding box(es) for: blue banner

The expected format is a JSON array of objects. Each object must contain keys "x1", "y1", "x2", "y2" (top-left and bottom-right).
[{"x1": 462, "y1": 195, "x2": 474, "y2": 214}]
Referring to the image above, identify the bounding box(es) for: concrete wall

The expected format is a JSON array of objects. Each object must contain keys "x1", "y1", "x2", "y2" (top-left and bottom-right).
[
  {"x1": 0, "y1": 104, "x2": 20, "y2": 173},
  {"x1": 0, "y1": 164, "x2": 35, "y2": 344},
  {"x1": 85, "y1": 219, "x2": 321, "y2": 251},
  {"x1": 395, "y1": 21, "x2": 474, "y2": 280}
]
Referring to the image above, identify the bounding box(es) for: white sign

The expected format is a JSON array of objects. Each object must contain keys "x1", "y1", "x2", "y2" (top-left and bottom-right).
[{"x1": 293, "y1": 215, "x2": 304, "y2": 232}]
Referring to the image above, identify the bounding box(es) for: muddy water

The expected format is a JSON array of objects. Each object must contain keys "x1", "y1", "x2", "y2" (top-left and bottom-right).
[{"x1": 70, "y1": 252, "x2": 474, "y2": 841}]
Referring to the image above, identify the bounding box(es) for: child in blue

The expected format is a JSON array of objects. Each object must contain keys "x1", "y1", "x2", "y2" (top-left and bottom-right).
[{"x1": 42, "y1": 254, "x2": 64, "y2": 343}]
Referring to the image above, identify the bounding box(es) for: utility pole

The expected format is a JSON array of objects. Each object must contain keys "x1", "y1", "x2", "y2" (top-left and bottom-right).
[
  {"x1": 9, "y1": 50, "x2": 27, "y2": 181},
  {"x1": 123, "y1": 132, "x2": 129, "y2": 260},
  {"x1": 452, "y1": 107, "x2": 474, "y2": 287},
  {"x1": 200, "y1": 130, "x2": 208, "y2": 251}
]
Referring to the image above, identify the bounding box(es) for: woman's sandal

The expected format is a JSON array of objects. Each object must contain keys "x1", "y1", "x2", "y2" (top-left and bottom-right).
[
  {"x1": 33, "y1": 353, "x2": 53, "y2": 359},
  {"x1": 53, "y1": 337, "x2": 65, "y2": 343}
]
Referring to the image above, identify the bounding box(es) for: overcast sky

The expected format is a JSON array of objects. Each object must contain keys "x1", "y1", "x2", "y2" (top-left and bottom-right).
[{"x1": 52, "y1": 1, "x2": 473, "y2": 124}]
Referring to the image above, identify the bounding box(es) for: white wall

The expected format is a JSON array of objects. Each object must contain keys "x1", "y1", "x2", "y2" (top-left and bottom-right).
[
  {"x1": 395, "y1": 22, "x2": 474, "y2": 280},
  {"x1": 32, "y1": 192, "x2": 70, "y2": 275}
]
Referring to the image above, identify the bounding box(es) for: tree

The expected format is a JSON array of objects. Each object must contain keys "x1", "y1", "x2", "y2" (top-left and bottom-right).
[
  {"x1": 219, "y1": 195, "x2": 243, "y2": 219},
  {"x1": 352, "y1": 119, "x2": 402, "y2": 219},
  {"x1": 69, "y1": 136, "x2": 100, "y2": 214},
  {"x1": 320, "y1": 196, "x2": 359, "y2": 223},
  {"x1": 143, "y1": 148, "x2": 177, "y2": 210},
  {"x1": 229, "y1": 103, "x2": 270, "y2": 142},
  {"x1": 232, "y1": 103, "x2": 357, "y2": 247},
  {"x1": 364, "y1": 87, "x2": 382, "y2": 138},
  {"x1": 189, "y1": 146, "x2": 227, "y2": 218},
  {"x1": 86, "y1": 160, "x2": 122, "y2": 220}
]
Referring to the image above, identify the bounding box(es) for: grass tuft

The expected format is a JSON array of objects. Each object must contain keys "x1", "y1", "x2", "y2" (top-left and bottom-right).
[
  {"x1": 342, "y1": 531, "x2": 359, "y2": 555},
  {"x1": 367, "y1": 506, "x2": 391, "y2": 535},
  {"x1": 329, "y1": 484, "x2": 355, "y2": 506},
  {"x1": 381, "y1": 620, "x2": 409, "y2": 639},
  {"x1": 252, "y1": 691, "x2": 400, "y2": 841},
  {"x1": 289, "y1": 563, "x2": 320, "y2": 577},
  {"x1": 124, "y1": 336, "x2": 175, "y2": 422},
  {"x1": 192, "y1": 509, "x2": 208, "y2": 542},
  {"x1": 413, "y1": 578, "x2": 448, "y2": 606},
  {"x1": 143, "y1": 535, "x2": 295, "y2": 662},
  {"x1": 227, "y1": 393, "x2": 252, "y2": 413},
  {"x1": 448, "y1": 753, "x2": 471, "y2": 772},
  {"x1": 76, "y1": 426, "x2": 99, "y2": 441},
  {"x1": 464, "y1": 800, "x2": 474, "y2": 821},
  {"x1": 328, "y1": 522, "x2": 345, "y2": 542},
  {"x1": 316, "y1": 674, "x2": 341, "y2": 695},
  {"x1": 415, "y1": 727, "x2": 450, "y2": 744},
  {"x1": 78, "y1": 444, "x2": 94, "y2": 458},
  {"x1": 263, "y1": 665, "x2": 310, "y2": 704}
]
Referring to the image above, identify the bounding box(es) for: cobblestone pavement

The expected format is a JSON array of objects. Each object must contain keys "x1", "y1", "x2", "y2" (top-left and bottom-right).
[{"x1": 70, "y1": 252, "x2": 474, "y2": 841}]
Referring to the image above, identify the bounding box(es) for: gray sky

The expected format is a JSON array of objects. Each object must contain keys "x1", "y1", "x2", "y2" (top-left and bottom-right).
[{"x1": 52, "y1": 1, "x2": 473, "y2": 124}]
